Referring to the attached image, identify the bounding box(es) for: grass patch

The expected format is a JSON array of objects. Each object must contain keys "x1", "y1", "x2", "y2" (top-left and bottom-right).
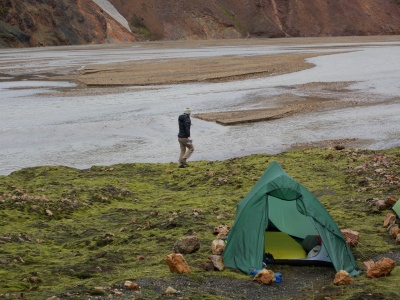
[{"x1": 0, "y1": 147, "x2": 399, "y2": 299}]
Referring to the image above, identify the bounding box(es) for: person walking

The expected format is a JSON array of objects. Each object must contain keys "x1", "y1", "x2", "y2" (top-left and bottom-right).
[{"x1": 177, "y1": 108, "x2": 194, "y2": 168}]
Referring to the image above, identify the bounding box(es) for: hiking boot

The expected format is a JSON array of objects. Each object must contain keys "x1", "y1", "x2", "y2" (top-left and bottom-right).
[{"x1": 180, "y1": 158, "x2": 188, "y2": 167}]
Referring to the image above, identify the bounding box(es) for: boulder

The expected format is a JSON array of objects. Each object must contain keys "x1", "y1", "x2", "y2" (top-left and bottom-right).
[
  {"x1": 165, "y1": 253, "x2": 191, "y2": 273},
  {"x1": 173, "y1": 236, "x2": 200, "y2": 254},
  {"x1": 333, "y1": 270, "x2": 353, "y2": 285},
  {"x1": 341, "y1": 229, "x2": 359, "y2": 247},
  {"x1": 208, "y1": 255, "x2": 224, "y2": 271},
  {"x1": 211, "y1": 239, "x2": 226, "y2": 255},
  {"x1": 383, "y1": 213, "x2": 397, "y2": 227},
  {"x1": 366, "y1": 257, "x2": 396, "y2": 278},
  {"x1": 253, "y1": 269, "x2": 276, "y2": 285}
]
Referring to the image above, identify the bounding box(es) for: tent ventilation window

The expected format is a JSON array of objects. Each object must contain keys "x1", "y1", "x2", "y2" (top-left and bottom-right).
[{"x1": 267, "y1": 188, "x2": 302, "y2": 201}]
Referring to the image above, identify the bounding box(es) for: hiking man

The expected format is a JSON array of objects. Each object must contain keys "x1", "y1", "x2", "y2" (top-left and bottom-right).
[{"x1": 177, "y1": 108, "x2": 194, "y2": 168}]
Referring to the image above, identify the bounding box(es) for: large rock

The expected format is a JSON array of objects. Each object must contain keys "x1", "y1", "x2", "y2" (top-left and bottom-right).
[
  {"x1": 253, "y1": 269, "x2": 276, "y2": 285},
  {"x1": 333, "y1": 270, "x2": 353, "y2": 285},
  {"x1": 211, "y1": 239, "x2": 226, "y2": 255},
  {"x1": 341, "y1": 229, "x2": 359, "y2": 247},
  {"x1": 165, "y1": 253, "x2": 191, "y2": 274},
  {"x1": 366, "y1": 258, "x2": 396, "y2": 278},
  {"x1": 208, "y1": 255, "x2": 224, "y2": 271},
  {"x1": 173, "y1": 236, "x2": 200, "y2": 254}
]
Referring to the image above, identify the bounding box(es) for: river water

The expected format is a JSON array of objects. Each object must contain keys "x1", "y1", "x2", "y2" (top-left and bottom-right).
[{"x1": 0, "y1": 40, "x2": 399, "y2": 175}]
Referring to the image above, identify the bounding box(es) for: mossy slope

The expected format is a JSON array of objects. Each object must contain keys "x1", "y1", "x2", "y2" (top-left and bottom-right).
[{"x1": 0, "y1": 147, "x2": 399, "y2": 299}]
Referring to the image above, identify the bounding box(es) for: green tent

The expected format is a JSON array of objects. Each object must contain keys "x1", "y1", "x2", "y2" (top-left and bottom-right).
[
  {"x1": 223, "y1": 161, "x2": 360, "y2": 277},
  {"x1": 393, "y1": 199, "x2": 400, "y2": 218}
]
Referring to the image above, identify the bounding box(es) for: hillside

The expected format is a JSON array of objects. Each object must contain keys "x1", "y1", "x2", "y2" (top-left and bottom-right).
[
  {"x1": 1, "y1": 0, "x2": 400, "y2": 47},
  {"x1": 0, "y1": 0, "x2": 136, "y2": 47}
]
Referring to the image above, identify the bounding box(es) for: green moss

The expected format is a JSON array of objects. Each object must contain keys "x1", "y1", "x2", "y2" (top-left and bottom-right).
[{"x1": 0, "y1": 147, "x2": 399, "y2": 299}]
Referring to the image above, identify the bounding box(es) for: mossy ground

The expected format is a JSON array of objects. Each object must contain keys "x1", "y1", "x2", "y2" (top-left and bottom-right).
[{"x1": 0, "y1": 147, "x2": 399, "y2": 299}]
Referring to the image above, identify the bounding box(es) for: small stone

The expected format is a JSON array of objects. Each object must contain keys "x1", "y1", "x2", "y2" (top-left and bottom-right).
[
  {"x1": 124, "y1": 281, "x2": 140, "y2": 291},
  {"x1": 113, "y1": 289, "x2": 123, "y2": 296},
  {"x1": 165, "y1": 286, "x2": 178, "y2": 294}
]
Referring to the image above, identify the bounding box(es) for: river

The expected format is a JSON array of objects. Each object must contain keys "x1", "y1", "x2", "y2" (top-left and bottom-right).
[{"x1": 0, "y1": 39, "x2": 399, "y2": 175}]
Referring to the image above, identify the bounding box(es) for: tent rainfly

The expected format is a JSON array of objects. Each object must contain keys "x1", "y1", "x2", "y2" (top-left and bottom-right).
[
  {"x1": 223, "y1": 161, "x2": 360, "y2": 277},
  {"x1": 393, "y1": 198, "x2": 400, "y2": 218}
]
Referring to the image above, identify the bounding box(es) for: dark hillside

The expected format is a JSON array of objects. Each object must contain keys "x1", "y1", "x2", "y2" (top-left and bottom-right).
[
  {"x1": 0, "y1": 0, "x2": 136, "y2": 47},
  {"x1": 110, "y1": 0, "x2": 400, "y2": 40},
  {"x1": 1, "y1": 0, "x2": 400, "y2": 47}
]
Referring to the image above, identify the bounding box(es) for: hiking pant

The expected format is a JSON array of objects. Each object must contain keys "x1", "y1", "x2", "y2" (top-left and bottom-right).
[{"x1": 178, "y1": 137, "x2": 194, "y2": 162}]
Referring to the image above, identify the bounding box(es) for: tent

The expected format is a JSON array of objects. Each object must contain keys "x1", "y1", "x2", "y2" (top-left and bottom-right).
[
  {"x1": 393, "y1": 199, "x2": 400, "y2": 218},
  {"x1": 223, "y1": 161, "x2": 360, "y2": 277}
]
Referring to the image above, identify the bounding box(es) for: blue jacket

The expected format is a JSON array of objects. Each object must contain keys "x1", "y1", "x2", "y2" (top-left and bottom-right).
[{"x1": 178, "y1": 113, "x2": 191, "y2": 138}]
